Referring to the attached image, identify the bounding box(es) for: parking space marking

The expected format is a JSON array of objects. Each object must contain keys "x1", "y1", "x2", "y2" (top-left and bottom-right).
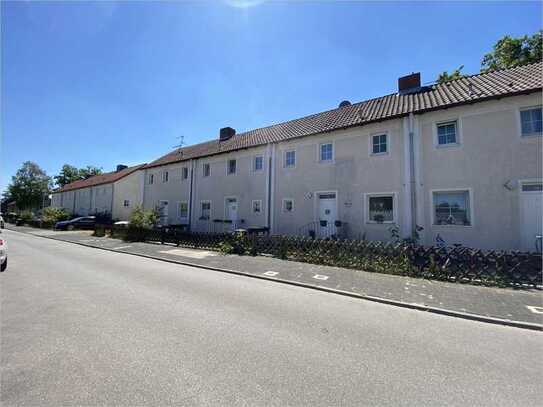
[
  {"x1": 263, "y1": 271, "x2": 279, "y2": 277},
  {"x1": 113, "y1": 246, "x2": 133, "y2": 250},
  {"x1": 526, "y1": 306, "x2": 543, "y2": 314},
  {"x1": 313, "y1": 274, "x2": 329, "y2": 281}
]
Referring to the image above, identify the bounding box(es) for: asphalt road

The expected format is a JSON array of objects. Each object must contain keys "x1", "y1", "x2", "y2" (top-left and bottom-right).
[{"x1": 1, "y1": 230, "x2": 542, "y2": 406}]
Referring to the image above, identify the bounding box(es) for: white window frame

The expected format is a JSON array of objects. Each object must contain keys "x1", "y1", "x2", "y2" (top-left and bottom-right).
[
  {"x1": 518, "y1": 106, "x2": 543, "y2": 138},
  {"x1": 283, "y1": 149, "x2": 296, "y2": 169},
  {"x1": 199, "y1": 200, "x2": 212, "y2": 221},
  {"x1": 430, "y1": 188, "x2": 474, "y2": 227},
  {"x1": 182, "y1": 167, "x2": 189, "y2": 181},
  {"x1": 203, "y1": 163, "x2": 211, "y2": 177},
  {"x1": 252, "y1": 199, "x2": 262, "y2": 214},
  {"x1": 227, "y1": 159, "x2": 237, "y2": 175},
  {"x1": 434, "y1": 119, "x2": 461, "y2": 148},
  {"x1": 177, "y1": 201, "x2": 189, "y2": 220},
  {"x1": 519, "y1": 178, "x2": 543, "y2": 193},
  {"x1": 253, "y1": 155, "x2": 264, "y2": 172},
  {"x1": 162, "y1": 171, "x2": 169, "y2": 183},
  {"x1": 364, "y1": 192, "x2": 397, "y2": 224},
  {"x1": 123, "y1": 199, "x2": 130, "y2": 208},
  {"x1": 318, "y1": 142, "x2": 334, "y2": 163},
  {"x1": 282, "y1": 198, "x2": 294, "y2": 213},
  {"x1": 369, "y1": 132, "x2": 389, "y2": 156}
]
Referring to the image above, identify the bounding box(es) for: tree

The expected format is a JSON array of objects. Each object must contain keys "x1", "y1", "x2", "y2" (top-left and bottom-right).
[
  {"x1": 54, "y1": 164, "x2": 81, "y2": 187},
  {"x1": 481, "y1": 31, "x2": 542, "y2": 72},
  {"x1": 7, "y1": 161, "x2": 51, "y2": 211},
  {"x1": 437, "y1": 65, "x2": 465, "y2": 84},
  {"x1": 54, "y1": 164, "x2": 103, "y2": 188}
]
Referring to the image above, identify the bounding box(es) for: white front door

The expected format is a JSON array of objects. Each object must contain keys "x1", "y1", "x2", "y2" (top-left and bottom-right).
[
  {"x1": 225, "y1": 198, "x2": 238, "y2": 230},
  {"x1": 520, "y1": 181, "x2": 543, "y2": 251},
  {"x1": 317, "y1": 193, "x2": 337, "y2": 238},
  {"x1": 158, "y1": 201, "x2": 169, "y2": 226}
]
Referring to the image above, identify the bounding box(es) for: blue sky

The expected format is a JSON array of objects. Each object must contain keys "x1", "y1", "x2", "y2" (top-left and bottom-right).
[{"x1": 1, "y1": 0, "x2": 541, "y2": 193}]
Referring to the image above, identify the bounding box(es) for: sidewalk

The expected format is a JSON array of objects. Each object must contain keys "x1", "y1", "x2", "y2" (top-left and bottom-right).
[{"x1": 7, "y1": 225, "x2": 543, "y2": 329}]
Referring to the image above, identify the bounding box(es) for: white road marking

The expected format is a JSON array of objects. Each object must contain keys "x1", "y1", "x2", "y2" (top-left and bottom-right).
[
  {"x1": 526, "y1": 306, "x2": 543, "y2": 314},
  {"x1": 113, "y1": 246, "x2": 133, "y2": 250},
  {"x1": 313, "y1": 274, "x2": 329, "y2": 281},
  {"x1": 158, "y1": 248, "x2": 217, "y2": 259},
  {"x1": 263, "y1": 271, "x2": 279, "y2": 276}
]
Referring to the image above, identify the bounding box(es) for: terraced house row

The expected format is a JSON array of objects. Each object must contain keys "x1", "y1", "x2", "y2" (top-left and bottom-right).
[{"x1": 52, "y1": 63, "x2": 543, "y2": 251}]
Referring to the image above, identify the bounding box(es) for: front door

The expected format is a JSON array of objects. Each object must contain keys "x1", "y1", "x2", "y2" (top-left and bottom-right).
[
  {"x1": 520, "y1": 181, "x2": 543, "y2": 252},
  {"x1": 225, "y1": 198, "x2": 238, "y2": 230},
  {"x1": 158, "y1": 201, "x2": 169, "y2": 226},
  {"x1": 318, "y1": 193, "x2": 337, "y2": 238}
]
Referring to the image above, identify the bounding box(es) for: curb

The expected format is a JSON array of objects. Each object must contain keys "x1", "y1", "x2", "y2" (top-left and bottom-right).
[{"x1": 7, "y1": 227, "x2": 543, "y2": 332}]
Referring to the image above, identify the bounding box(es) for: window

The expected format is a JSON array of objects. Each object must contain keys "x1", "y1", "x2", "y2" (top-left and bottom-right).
[
  {"x1": 253, "y1": 156, "x2": 263, "y2": 172},
  {"x1": 178, "y1": 201, "x2": 188, "y2": 219},
  {"x1": 227, "y1": 159, "x2": 237, "y2": 175},
  {"x1": 162, "y1": 171, "x2": 169, "y2": 183},
  {"x1": 149, "y1": 174, "x2": 154, "y2": 185},
  {"x1": 372, "y1": 134, "x2": 388, "y2": 155},
  {"x1": 284, "y1": 150, "x2": 296, "y2": 168},
  {"x1": 182, "y1": 167, "x2": 189, "y2": 180},
  {"x1": 521, "y1": 182, "x2": 543, "y2": 192},
  {"x1": 320, "y1": 143, "x2": 333, "y2": 162},
  {"x1": 123, "y1": 200, "x2": 130, "y2": 207},
  {"x1": 520, "y1": 107, "x2": 542, "y2": 136},
  {"x1": 282, "y1": 199, "x2": 294, "y2": 213},
  {"x1": 437, "y1": 121, "x2": 458, "y2": 146},
  {"x1": 367, "y1": 194, "x2": 394, "y2": 223},
  {"x1": 433, "y1": 190, "x2": 471, "y2": 226},
  {"x1": 203, "y1": 163, "x2": 210, "y2": 177},
  {"x1": 200, "y1": 201, "x2": 211, "y2": 220},
  {"x1": 252, "y1": 200, "x2": 262, "y2": 213}
]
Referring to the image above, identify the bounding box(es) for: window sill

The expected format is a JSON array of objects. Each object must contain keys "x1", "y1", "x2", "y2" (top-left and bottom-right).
[
  {"x1": 520, "y1": 133, "x2": 542, "y2": 139},
  {"x1": 370, "y1": 152, "x2": 389, "y2": 157},
  {"x1": 432, "y1": 223, "x2": 472, "y2": 228},
  {"x1": 435, "y1": 143, "x2": 461, "y2": 149},
  {"x1": 366, "y1": 221, "x2": 395, "y2": 224}
]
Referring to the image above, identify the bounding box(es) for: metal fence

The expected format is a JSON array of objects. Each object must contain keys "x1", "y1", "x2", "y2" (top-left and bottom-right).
[{"x1": 104, "y1": 225, "x2": 542, "y2": 288}]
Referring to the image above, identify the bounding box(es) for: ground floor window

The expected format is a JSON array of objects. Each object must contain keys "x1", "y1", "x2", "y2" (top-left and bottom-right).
[
  {"x1": 178, "y1": 201, "x2": 188, "y2": 220},
  {"x1": 123, "y1": 200, "x2": 130, "y2": 207},
  {"x1": 200, "y1": 201, "x2": 211, "y2": 220},
  {"x1": 366, "y1": 193, "x2": 395, "y2": 223},
  {"x1": 432, "y1": 190, "x2": 471, "y2": 226},
  {"x1": 252, "y1": 200, "x2": 262, "y2": 213},
  {"x1": 282, "y1": 198, "x2": 294, "y2": 212}
]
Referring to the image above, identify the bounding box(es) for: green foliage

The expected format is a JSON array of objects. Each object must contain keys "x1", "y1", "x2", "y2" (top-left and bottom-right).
[
  {"x1": 218, "y1": 241, "x2": 235, "y2": 254},
  {"x1": 128, "y1": 205, "x2": 158, "y2": 229},
  {"x1": 54, "y1": 164, "x2": 103, "y2": 188},
  {"x1": 7, "y1": 161, "x2": 51, "y2": 211},
  {"x1": 437, "y1": 65, "x2": 465, "y2": 84},
  {"x1": 19, "y1": 211, "x2": 34, "y2": 223},
  {"x1": 481, "y1": 31, "x2": 542, "y2": 72},
  {"x1": 42, "y1": 207, "x2": 70, "y2": 223}
]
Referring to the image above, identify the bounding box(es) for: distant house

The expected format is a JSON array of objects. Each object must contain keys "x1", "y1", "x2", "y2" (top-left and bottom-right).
[
  {"x1": 139, "y1": 63, "x2": 542, "y2": 251},
  {"x1": 51, "y1": 164, "x2": 146, "y2": 220}
]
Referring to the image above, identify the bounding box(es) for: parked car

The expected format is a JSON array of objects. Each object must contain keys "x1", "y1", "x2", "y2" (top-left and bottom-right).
[
  {"x1": 0, "y1": 233, "x2": 7, "y2": 272},
  {"x1": 55, "y1": 216, "x2": 96, "y2": 231},
  {"x1": 0, "y1": 215, "x2": 4, "y2": 229}
]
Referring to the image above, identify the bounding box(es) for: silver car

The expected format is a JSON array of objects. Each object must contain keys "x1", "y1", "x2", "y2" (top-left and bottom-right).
[{"x1": 0, "y1": 232, "x2": 6, "y2": 272}]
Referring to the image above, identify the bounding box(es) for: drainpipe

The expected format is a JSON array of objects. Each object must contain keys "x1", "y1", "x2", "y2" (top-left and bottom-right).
[
  {"x1": 141, "y1": 168, "x2": 147, "y2": 209},
  {"x1": 408, "y1": 113, "x2": 417, "y2": 239},
  {"x1": 268, "y1": 144, "x2": 276, "y2": 234},
  {"x1": 110, "y1": 183, "x2": 115, "y2": 217},
  {"x1": 188, "y1": 160, "x2": 194, "y2": 231}
]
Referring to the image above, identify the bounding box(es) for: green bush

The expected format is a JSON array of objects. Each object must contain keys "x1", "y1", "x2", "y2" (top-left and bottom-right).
[
  {"x1": 19, "y1": 211, "x2": 34, "y2": 224},
  {"x1": 129, "y1": 205, "x2": 159, "y2": 229},
  {"x1": 42, "y1": 207, "x2": 70, "y2": 224}
]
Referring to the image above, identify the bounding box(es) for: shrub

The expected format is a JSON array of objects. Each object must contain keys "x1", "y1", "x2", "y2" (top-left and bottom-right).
[
  {"x1": 42, "y1": 207, "x2": 70, "y2": 224},
  {"x1": 129, "y1": 205, "x2": 159, "y2": 229},
  {"x1": 19, "y1": 211, "x2": 34, "y2": 224}
]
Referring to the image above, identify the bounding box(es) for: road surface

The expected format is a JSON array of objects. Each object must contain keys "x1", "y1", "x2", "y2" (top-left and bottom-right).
[{"x1": 1, "y1": 229, "x2": 541, "y2": 406}]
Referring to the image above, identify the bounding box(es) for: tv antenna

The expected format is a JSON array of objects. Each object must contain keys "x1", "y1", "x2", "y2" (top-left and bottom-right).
[{"x1": 172, "y1": 135, "x2": 185, "y2": 149}]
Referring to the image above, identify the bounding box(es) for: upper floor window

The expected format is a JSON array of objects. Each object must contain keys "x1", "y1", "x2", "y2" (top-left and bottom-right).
[
  {"x1": 520, "y1": 107, "x2": 542, "y2": 137},
  {"x1": 282, "y1": 198, "x2": 294, "y2": 213},
  {"x1": 182, "y1": 167, "x2": 189, "y2": 180},
  {"x1": 162, "y1": 171, "x2": 169, "y2": 183},
  {"x1": 437, "y1": 121, "x2": 458, "y2": 146},
  {"x1": 123, "y1": 200, "x2": 130, "y2": 207},
  {"x1": 320, "y1": 143, "x2": 333, "y2": 162},
  {"x1": 284, "y1": 150, "x2": 296, "y2": 168},
  {"x1": 433, "y1": 190, "x2": 471, "y2": 226},
  {"x1": 227, "y1": 159, "x2": 237, "y2": 175},
  {"x1": 372, "y1": 134, "x2": 388, "y2": 155},
  {"x1": 149, "y1": 174, "x2": 154, "y2": 185},
  {"x1": 253, "y1": 156, "x2": 264, "y2": 172},
  {"x1": 203, "y1": 163, "x2": 211, "y2": 177}
]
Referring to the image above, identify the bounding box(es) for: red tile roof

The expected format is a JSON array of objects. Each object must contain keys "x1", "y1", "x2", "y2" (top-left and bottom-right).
[
  {"x1": 55, "y1": 164, "x2": 146, "y2": 193},
  {"x1": 145, "y1": 62, "x2": 542, "y2": 169}
]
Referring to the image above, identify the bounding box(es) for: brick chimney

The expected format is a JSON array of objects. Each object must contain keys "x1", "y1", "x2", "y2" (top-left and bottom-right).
[
  {"x1": 116, "y1": 164, "x2": 128, "y2": 172},
  {"x1": 219, "y1": 127, "x2": 236, "y2": 142},
  {"x1": 398, "y1": 72, "x2": 421, "y2": 94}
]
